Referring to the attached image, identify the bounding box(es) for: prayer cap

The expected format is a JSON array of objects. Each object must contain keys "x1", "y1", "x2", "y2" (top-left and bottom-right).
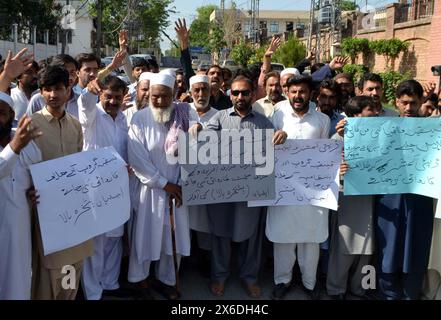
[
  {"x1": 281, "y1": 68, "x2": 300, "y2": 78},
  {"x1": 189, "y1": 75, "x2": 209, "y2": 87},
  {"x1": 150, "y1": 73, "x2": 175, "y2": 90}
]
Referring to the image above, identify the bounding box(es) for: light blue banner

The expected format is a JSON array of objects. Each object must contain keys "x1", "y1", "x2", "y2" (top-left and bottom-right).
[{"x1": 344, "y1": 117, "x2": 441, "y2": 198}]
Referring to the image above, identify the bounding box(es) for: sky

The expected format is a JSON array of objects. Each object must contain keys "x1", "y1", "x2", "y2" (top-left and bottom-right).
[{"x1": 160, "y1": 0, "x2": 394, "y2": 53}]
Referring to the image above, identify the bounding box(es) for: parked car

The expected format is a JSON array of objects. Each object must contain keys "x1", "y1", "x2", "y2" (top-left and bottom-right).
[
  {"x1": 271, "y1": 63, "x2": 285, "y2": 72},
  {"x1": 101, "y1": 56, "x2": 113, "y2": 68},
  {"x1": 198, "y1": 60, "x2": 211, "y2": 72},
  {"x1": 221, "y1": 59, "x2": 240, "y2": 73}
]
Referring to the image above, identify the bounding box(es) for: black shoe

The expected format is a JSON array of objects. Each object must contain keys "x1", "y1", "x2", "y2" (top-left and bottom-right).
[
  {"x1": 302, "y1": 284, "x2": 321, "y2": 300},
  {"x1": 328, "y1": 293, "x2": 346, "y2": 300},
  {"x1": 151, "y1": 279, "x2": 180, "y2": 300},
  {"x1": 271, "y1": 283, "x2": 291, "y2": 300}
]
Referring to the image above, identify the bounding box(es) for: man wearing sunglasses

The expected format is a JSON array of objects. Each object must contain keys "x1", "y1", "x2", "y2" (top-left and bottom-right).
[{"x1": 205, "y1": 76, "x2": 286, "y2": 299}]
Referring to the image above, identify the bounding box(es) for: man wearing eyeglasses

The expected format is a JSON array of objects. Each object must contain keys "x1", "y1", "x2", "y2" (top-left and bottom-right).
[{"x1": 205, "y1": 76, "x2": 286, "y2": 298}]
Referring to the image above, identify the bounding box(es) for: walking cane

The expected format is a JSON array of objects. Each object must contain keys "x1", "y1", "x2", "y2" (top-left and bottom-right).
[{"x1": 169, "y1": 196, "x2": 181, "y2": 297}]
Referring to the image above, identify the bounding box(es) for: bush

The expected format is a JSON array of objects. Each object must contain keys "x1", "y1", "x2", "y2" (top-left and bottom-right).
[
  {"x1": 379, "y1": 70, "x2": 412, "y2": 105},
  {"x1": 342, "y1": 64, "x2": 369, "y2": 83},
  {"x1": 230, "y1": 40, "x2": 255, "y2": 68},
  {"x1": 341, "y1": 38, "x2": 370, "y2": 63}
]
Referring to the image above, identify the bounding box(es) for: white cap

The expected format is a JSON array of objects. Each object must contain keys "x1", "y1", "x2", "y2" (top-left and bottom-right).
[
  {"x1": 189, "y1": 75, "x2": 209, "y2": 88},
  {"x1": 150, "y1": 73, "x2": 175, "y2": 90},
  {"x1": 0, "y1": 92, "x2": 13, "y2": 109},
  {"x1": 281, "y1": 68, "x2": 300, "y2": 78},
  {"x1": 160, "y1": 68, "x2": 177, "y2": 78},
  {"x1": 138, "y1": 72, "x2": 153, "y2": 83}
]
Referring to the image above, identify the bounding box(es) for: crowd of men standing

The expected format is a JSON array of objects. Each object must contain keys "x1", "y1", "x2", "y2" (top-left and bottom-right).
[{"x1": 1, "y1": 18, "x2": 441, "y2": 301}]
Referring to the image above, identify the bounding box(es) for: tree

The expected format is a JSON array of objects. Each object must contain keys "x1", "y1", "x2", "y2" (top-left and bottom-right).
[
  {"x1": 272, "y1": 36, "x2": 306, "y2": 68},
  {"x1": 341, "y1": 1, "x2": 357, "y2": 11},
  {"x1": 188, "y1": 5, "x2": 218, "y2": 49},
  {"x1": 89, "y1": 0, "x2": 174, "y2": 51},
  {"x1": 0, "y1": 1, "x2": 62, "y2": 43},
  {"x1": 208, "y1": 23, "x2": 226, "y2": 63},
  {"x1": 222, "y1": 1, "x2": 243, "y2": 49},
  {"x1": 230, "y1": 40, "x2": 254, "y2": 68}
]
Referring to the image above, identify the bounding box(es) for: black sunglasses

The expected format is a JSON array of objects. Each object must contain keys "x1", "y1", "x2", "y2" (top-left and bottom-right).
[{"x1": 231, "y1": 90, "x2": 251, "y2": 97}]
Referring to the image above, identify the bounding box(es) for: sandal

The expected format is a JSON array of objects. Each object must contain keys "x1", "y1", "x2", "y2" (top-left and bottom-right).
[
  {"x1": 210, "y1": 281, "x2": 225, "y2": 297},
  {"x1": 241, "y1": 281, "x2": 261, "y2": 299}
]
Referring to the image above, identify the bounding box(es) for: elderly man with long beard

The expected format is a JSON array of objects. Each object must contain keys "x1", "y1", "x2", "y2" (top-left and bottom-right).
[
  {"x1": 123, "y1": 72, "x2": 152, "y2": 126},
  {"x1": 127, "y1": 73, "x2": 200, "y2": 300}
]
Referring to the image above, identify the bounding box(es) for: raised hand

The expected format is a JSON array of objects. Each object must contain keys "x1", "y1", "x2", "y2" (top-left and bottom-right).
[
  {"x1": 422, "y1": 82, "x2": 437, "y2": 98},
  {"x1": 265, "y1": 36, "x2": 282, "y2": 57},
  {"x1": 119, "y1": 29, "x2": 129, "y2": 50},
  {"x1": 108, "y1": 50, "x2": 127, "y2": 70},
  {"x1": 2, "y1": 48, "x2": 35, "y2": 80},
  {"x1": 307, "y1": 49, "x2": 316, "y2": 61},
  {"x1": 329, "y1": 56, "x2": 350, "y2": 70},
  {"x1": 121, "y1": 92, "x2": 133, "y2": 111},
  {"x1": 9, "y1": 115, "x2": 43, "y2": 154},
  {"x1": 175, "y1": 18, "x2": 189, "y2": 49}
]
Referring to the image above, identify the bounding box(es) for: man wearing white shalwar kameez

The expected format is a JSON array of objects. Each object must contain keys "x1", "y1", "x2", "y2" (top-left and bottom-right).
[
  {"x1": 78, "y1": 75, "x2": 130, "y2": 300},
  {"x1": 267, "y1": 76, "x2": 330, "y2": 300},
  {"x1": 187, "y1": 76, "x2": 218, "y2": 251},
  {"x1": 127, "y1": 73, "x2": 199, "y2": 299},
  {"x1": 0, "y1": 91, "x2": 42, "y2": 300}
]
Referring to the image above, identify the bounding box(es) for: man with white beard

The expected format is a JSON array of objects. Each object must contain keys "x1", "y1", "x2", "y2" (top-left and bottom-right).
[
  {"x1": 123, "y1": 72, "x2": 152, "y2": 126},
  {"x1": 187, "y1": 75, "x2": 218, "y2": 276},
  {"x1": 127, "y1": 73, "x2": 200, "y2": 299}
]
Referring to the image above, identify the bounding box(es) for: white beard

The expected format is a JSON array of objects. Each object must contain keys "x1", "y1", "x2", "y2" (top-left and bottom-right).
[
  {"x1": 194, "y1": 100, "x2": 209, "y2": 111},
  {"x1": 151, "y1": 103, "x2": 174, "y2": 124}
]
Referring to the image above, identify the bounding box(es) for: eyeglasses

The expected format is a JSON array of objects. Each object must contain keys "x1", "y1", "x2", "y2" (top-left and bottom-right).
[{"x1": 231, "y1": 90, "x2": 251, "y2": 97}]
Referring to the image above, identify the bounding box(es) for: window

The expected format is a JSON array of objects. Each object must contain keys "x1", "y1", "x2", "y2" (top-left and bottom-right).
[
  {"x1": 286, "y1": 22, "x2": 294, "y2": 32},
  {"x1": 269, "y1": 21, "x2": 279, "y2": 33}
]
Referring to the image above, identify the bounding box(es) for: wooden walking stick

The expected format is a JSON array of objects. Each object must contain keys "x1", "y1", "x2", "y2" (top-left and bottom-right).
[{"x1": 169, "y1": 196, "x2": 181, "y2": 297}]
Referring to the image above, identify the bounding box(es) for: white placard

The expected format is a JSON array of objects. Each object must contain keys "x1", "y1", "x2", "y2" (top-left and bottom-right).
[
  {"x1": 30, "y1": 147, "x2": 130, "y2": 255},
  {"x1": 248, "y1": 139, "x2": 342, "y2": 210}
]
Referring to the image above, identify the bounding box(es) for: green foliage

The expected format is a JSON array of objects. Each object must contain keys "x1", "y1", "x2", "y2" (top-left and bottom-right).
[
  {"x1": 369, "y1": 39, "x2": 409, "y2": 68},
  {"x1": 341, "y1": 1, "x2": 357, "y2": 11},
  {"x1": 0, "y1": 0, "x2": 62, "y2": 42},
  {"x1": 342, "y1": 64, "x2": 369, "y2": 84},
  {"x1": 208, "y1": 23, "x2": 226, "y2": 58},
  {"x1": 230, "y1": 40, "x2": 254, "y2": 68},
  {"x1": 89, "y1": 0, "x2": 174, "y2": 50},
  {"x1": 379, "y1": 70, "x2": 412, "y2": 105},
  {"x1": 189, "y1": 5, "x2": 218, "y2": 49},
  {"x1": 272, "y1": 36, "x2": 306, "y2": 68},
  {"x1": 248, "y1": 43, "x2": 268, "y2": 65},
  {"x1": 341, "y1": 38, "x2": 370, "y2": 63}
]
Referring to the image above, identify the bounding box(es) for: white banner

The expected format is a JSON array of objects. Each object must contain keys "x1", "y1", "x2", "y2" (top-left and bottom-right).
[
  {"x1": 30, "y1": 147, "x2": 130, "y2": 255},
  {"x1": 248, "y1": 139, "x2": 342, "y2": 210}
]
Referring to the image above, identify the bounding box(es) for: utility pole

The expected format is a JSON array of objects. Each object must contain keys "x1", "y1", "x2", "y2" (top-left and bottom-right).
[
  {"x1": 220, "y1": 0, "x2": 225, "y2": 14},
  {"x1": 250, "y1": 0, "x2": 260, "y2": 44},
  {"x1": 307, "y1": 0, "x2": 315, "y2": 53},
  {"x1": 95, "y1": 0, "x2": 103, "y2": 57},
  {"x1": 61, "y1": 0, "x2": 70, "y2": 54}
]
